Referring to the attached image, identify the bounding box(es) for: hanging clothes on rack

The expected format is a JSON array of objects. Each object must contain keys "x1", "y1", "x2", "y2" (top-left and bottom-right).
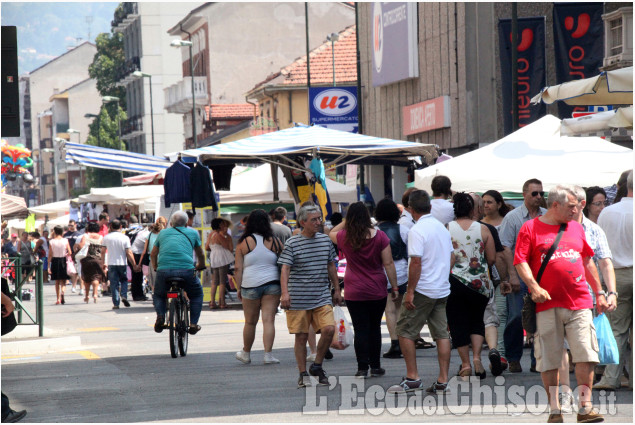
[
  {"x1": 164, "y1": 159, "x2": 192, "y2": 207},
  {"x1": 190, "y1": 161, "x2": 218, "y2": 211}
]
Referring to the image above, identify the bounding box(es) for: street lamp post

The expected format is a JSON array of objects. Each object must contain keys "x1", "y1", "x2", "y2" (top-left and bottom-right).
[
  {"x1": 66, "y1": 128, "x2": 83, "y2": 192},
  {"x1": 103, "y1": 96, "x2": 123, "y2": 185},
  {"x1": 132, "y1": 71, "x2": 155, "y2": 156},
  {"x1": 171, "y1": 39, "x2": 197, "y2": 148},
  {"x1": 326, "y1": 33, "x2": 339, "y2": 87}
]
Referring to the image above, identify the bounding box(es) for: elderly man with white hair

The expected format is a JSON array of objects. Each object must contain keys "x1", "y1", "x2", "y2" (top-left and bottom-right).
[
  {"x1": 150, "y1": 211, "x2": 206, "y2": 335},
  {"x1": 596, "y1": 170, "x2": 633, "y2": 391}
]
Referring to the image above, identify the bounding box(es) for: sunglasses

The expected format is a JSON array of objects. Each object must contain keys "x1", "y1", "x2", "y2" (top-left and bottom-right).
[{"x1": 531, "y1": 191, "x2": 545, "y2": 197}]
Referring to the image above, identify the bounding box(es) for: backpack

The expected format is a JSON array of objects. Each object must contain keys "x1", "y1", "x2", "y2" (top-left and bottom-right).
[{"x1": 126, "y1": 227, "x2": 143, "y2": 245}]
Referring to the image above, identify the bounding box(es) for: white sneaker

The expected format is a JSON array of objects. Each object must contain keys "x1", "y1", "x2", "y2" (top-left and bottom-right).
[
  {"x1": 559, "y1": 391, "x2": 575, "y2": 414},
  {"x1": 235, "y1": 350, "x2": 251, "y2": 364},
  {"x1": 306, "y1": 353, "x2": 316, "y2": 363},
  {"x1": 264, "y1": 352, "x2": 280, "y2": 364},
  {"x1": 79, "y1": 289, "x2": 84, "y2": 295},
  {"x1": 71, "y1": 288, "x2": 76, "y2": 293}
]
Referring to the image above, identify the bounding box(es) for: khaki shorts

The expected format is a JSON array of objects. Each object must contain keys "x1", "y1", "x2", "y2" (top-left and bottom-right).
[
  {"x1": 483, "y1": 295, "x2": 500, "y2": 328},
  {"x1": 535, "y1": 308, "x2": 598, "y2": 372},
  {"x1": 396, "y1": 291, "x2": 450, "y2": 341},
  {"x1": 286, "y1": 304, "x2": 334, "y2": 334}
]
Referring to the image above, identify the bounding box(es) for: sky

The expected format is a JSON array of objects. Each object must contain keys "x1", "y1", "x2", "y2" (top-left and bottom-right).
[{"x1": 1, "y1": 1, "x2": 118, "y2": 74}]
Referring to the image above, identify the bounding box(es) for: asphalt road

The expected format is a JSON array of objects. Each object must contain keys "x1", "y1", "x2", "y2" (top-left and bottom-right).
[{"x1": 1, "y1": 281, "x2": 633, "y2": 423}]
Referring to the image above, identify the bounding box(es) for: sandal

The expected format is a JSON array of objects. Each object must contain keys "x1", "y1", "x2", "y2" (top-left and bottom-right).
[
  {"x1": 473, "y1": 360, "x2": 486, "y2": 380},
  {"x1": 219, "y1": 304, "x2": 227, "y2": 309},
  {"x1": 188, "y1": 324, "x2": 201, "y2": 335},
  {"x1": 209, "y1": 301, "x2": 218, "y2": 310},
  {"x1": 414, "y1": 337, "x2": 435, "y2": 349},
  {"x1": 458, "y1": 365, "x2": 472, "y2": 381}
]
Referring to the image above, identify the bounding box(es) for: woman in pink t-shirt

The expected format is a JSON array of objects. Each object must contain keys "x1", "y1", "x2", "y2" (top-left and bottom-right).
[{"x1": 330, "y1": 202, "x2": 398, "y2": 378}]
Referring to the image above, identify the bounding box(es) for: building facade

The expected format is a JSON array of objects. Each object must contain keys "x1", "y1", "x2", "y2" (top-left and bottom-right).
[
  {"x1": 165, "y1": 2, "x2": 355, "y2": 148},
  {"x1": 112, "y1": 2, "x2": 204, "y2": 156}
]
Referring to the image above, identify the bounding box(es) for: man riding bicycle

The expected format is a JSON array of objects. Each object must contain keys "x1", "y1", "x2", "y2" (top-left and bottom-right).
[{"x1": 151, "y1": 211, "x2": 206, "y2": 335}]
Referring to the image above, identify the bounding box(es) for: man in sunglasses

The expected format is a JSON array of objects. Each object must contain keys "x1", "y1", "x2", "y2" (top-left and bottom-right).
[{"x1": 499, "y1": 178, "x2": 547, "y2": 374}]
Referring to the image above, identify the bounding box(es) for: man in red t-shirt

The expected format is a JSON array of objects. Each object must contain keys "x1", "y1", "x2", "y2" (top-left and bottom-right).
[
  {"x1": 514, "y1": 184, "x2": 608, "y2": 423},
  {"x1": 98, "y1": 212, "x2": 110, "y2": 237}
]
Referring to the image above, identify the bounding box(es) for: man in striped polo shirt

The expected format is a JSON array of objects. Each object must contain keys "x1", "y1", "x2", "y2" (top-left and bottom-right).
[{"x1": 279, "y1": 204, "x2": 342, "y2": 388}]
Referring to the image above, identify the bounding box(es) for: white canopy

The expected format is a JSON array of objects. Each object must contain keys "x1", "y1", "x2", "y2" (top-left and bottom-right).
[
  {"x1": 560, "y1": 106, "x2": 633, "y2": 137},
  {"x1": 414, "y1": 115, "x2": 633, "y2": 196},
  {"x1": 28, "y1": 199, "x2": 74, "y2": 218},
  {"x1": 78, "y1": 185, "x2": 165, "y2": 205},
  {"x1": 219, "y1": 164, "x2": 356, "y2": 204}
]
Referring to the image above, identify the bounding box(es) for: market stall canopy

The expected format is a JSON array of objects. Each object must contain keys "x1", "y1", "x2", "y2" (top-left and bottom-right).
[
  {"x1": 28, "y1": 199, "x2": 75, "y2": 218},
  {"x1": 177, "y1": 124, "x2": 438, "y2": 169},
  {"x1": 219, "y1": 164, "x2": 356, "y2": 204},
  {"x1": 531, "y1": 67, "x2": 633, "y2": 106},
  {"x1": 0, "y1": 193, "x2": 28, "y2": 219},
  {"x1": 78, "y1": 185, "x2": 165, "y2": 204},
  {"x1": 62, "y1": 141, "x2": 171, "y2": 174},
  {"x1": 560, "y1": 106, "x2": 633, "y2": 137},
  {"x1": 122, "y1": 171, "x2": 165, "y2": 186},
  {"x1": 414, "y1": 115, "x2": 633, "y2": 197}
]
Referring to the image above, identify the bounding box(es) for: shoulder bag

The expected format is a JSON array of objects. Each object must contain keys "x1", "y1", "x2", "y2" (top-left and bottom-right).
[{"x1": 521, "y1": 223, "x2": 566, "y2": 334}]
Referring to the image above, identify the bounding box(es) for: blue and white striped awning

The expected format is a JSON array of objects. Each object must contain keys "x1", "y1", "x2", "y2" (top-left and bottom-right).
[
  {"x1": 178, "y1": 125, "x2": 437, "y2": 168},
  {"x1": 62, "y1": 141, "x2": 171, "y2": 174}
]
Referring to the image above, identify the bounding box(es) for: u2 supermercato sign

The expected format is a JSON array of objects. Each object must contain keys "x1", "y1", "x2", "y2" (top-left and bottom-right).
[
  {"x1": 309, "y1": 87, "x2": 359, "y2": 133},
  {"x1": 371, "y1": 2, "x2": 418, "y2": 87}
]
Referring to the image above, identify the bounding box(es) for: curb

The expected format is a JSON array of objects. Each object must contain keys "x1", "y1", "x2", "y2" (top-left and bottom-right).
[{"x1": 1, "y1": 336, "x2": 82, "y2": 356}]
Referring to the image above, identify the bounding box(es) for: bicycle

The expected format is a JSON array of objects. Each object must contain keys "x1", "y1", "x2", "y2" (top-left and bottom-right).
[{"x1": 166, "y1": 277, "x2": 189, "y2": 358}]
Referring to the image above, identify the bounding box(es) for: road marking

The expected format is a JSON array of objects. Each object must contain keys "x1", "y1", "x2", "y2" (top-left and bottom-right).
[
  {"x1": 66, "y1": 350, "x2": 101, "y2": 360},
  {"x1": 78, "y1": 327, "x2": 119, "y2": 332}
]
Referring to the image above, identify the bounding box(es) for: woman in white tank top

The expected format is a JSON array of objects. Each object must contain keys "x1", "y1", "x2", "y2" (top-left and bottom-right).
[{"x1": 233, "y1": 209, "x2": 284, "y2": 365}]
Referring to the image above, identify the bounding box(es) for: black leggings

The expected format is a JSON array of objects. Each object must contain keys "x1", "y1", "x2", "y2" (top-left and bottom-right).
[
  {"x1": 446, "y1": 276, "x2": 489, "y2": 348},
  {"x1": 346, "y1": 297, "x2": 387, "y2": 371}
]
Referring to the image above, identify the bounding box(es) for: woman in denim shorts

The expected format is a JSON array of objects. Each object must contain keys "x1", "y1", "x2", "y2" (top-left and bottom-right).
[{"x1": 233, "y1": 209, "x2": 284, "y2": 365}]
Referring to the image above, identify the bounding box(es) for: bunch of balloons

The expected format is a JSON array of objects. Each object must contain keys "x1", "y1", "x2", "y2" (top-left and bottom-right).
[{"x1": 1, "y1": 139, "x2": 34, "y2": 188}]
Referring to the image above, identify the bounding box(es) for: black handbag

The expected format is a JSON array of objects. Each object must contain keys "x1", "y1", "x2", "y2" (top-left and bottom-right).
[{"x1": 521, "y1": 223, "x2": 566, "y2": 334}]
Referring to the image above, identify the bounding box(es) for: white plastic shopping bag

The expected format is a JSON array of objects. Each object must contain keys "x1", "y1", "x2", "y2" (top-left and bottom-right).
[{"x1": 331, "y1": 305, "x2": 354, "y2": 350}]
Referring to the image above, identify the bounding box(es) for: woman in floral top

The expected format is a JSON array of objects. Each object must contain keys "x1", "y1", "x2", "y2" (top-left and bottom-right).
[{"x1": 446, "y1": 193, "x2": 496, "y2": 381}]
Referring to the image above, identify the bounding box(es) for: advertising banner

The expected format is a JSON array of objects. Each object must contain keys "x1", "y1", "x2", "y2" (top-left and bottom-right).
[
  {"x1": 553, "y1": 3, "x2": 604, "y2": 118},
  {"x1": 371, "y1": 2, "x2": 418, "y2": 87},
  {"x1": 499, "y1": 17, "x2": 546, "y2": 135},
  {"x1": 402, "y1": 96, "x2": 451, "y2": 136},
  {"x1": 309, "y1": 86, "x2": 358, "y2": 133}
]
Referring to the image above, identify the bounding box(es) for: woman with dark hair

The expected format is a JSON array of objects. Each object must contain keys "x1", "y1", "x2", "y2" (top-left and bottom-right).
[
  {"x1": 48, "y1": 226, "x2": 72, "y2": 305},
  {"x1": 233, "y1": 209, "x2": 283, "y2": 364},
  {"x1": 374, "y1": 198, "x2": 409, "y2": 358},
  {"x1": 330, "y1": 202, "x2": 398, "y2": 377},
  {"x1": 447, "y1": 193, "x2": 496, "y2": 380},
  {"x1": 583, "y1": 186, "x2": 608, "y2": 224},
  {"x1": 75, "y1": 222, "x2": 105, "y2": 303},
  {"x1": 481, "y1": 190, "x2": 510, "y2": 228},
  {"x1": 205, "y1": 217, "x2": 234, "y2": 309}
]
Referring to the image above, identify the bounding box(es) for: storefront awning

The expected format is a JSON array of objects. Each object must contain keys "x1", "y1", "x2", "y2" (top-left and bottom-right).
[{"x1": 62, "y1": 141, "x2": 171, "y2": 174}]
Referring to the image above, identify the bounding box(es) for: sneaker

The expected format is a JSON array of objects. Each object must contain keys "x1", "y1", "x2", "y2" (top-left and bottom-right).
[
  {"x1": 383, "y1": 344, "x2": 403, "y2": 359},
  {"x1": 370, "y1": 367, "x2": 385, "y2": 377},
  {"x1": 235, "y1": 350, "x2": 251, "y2": 364},
  {"x1": 154, "y1": 316, "x2": 165, "y2": 333},
  {"x1": 593, "y1": 381, "x2": 617, "y2": 391},
  {"x1": 308, "y1": 363, "x2": 329, "y2": 386},
  {"x1": 559, "y1": 391, "x2": 575, "y2": 414},
  {"x1": 509, "y1": 360, "x2": 522, "y2": 373},
  {"x1": 112, "y1": 305, "x2": 120, "y2": 310},
  {"x1": 71, "y1": 287, "x2": 76, "y2": 293},
  {"x1": 121, "y1": 298, "x2": 130, "y2": 307},
  {"x1": 2, "y1": 408, "x2": 27, "y2": 423},
  {"x1": 306, "y1": 353, "x2": 317, "y2": 363},
  {"x1": 576, "y1": 407, "x2": 604, "y2": 423},
  {"x1": 298, "y1": 371, "x2": 311, "y2": 388},
  {"x1": 489, "y1": 348, "x2": 504, "y2": 377},
  {"x1": 548, "y1": 412, "x2": 564, "y2": 423},
  {"x1": 263, "y1": 352, "x2": 280, "y2": 364},
  {"x1": 324, "y1": 349, "x2": 334, "y2": 360},
  {"x1": 426, "y1": 380, "x2": 451, "y2": 394},
  {"x1": 387, "y1": 377, "x2": 423, "y2": 393},
  {"x1": 79, "y1": 289, "x2": 84, "y2": 296},
  {"x1": 355, "y1": 369, "x2": 368, "y2": 378},
  {"x1": 501, "y1": 356, "x2": 509, "y2": 372}
]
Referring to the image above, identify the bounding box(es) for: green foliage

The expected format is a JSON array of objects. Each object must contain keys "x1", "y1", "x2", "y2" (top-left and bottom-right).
[
  {"x1": 88, "y1": 31, "x2": 126, "y2": 105},
  {"x1": 85, "y1": 104, "x2": 127, "y2": 188}
]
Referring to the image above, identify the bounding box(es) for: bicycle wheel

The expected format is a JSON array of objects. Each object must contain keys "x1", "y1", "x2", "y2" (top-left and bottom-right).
[
  {"x1": 169, "y1": 299, "x2": 178, "y2": 358},
  {"x1": 178, "y1": 296, "x2": 189, "y2": 356}
]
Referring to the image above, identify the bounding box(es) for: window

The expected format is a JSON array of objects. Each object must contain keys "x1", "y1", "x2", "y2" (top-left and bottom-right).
[{"x1": 603, "y1": 7, "x2": 633, "y2": 67}]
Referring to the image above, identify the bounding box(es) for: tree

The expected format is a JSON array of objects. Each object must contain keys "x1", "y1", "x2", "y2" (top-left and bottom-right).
[
  {"x1": 85, "y1": 104, "x2": 127, "y2": 188},
  {"x1": 88, "y1": 31, "x2": 127, "y2": 103}
]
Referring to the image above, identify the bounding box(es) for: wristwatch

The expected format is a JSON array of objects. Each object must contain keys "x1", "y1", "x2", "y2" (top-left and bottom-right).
[
  {"x1": 608, "y1": 291, "x2": 618, "y2": 298},
  {"x1": 596, "y1": 290, "x2": 606, "y2": 298}
]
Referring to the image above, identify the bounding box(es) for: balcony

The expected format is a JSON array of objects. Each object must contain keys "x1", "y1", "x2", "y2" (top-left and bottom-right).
[
  {"x1": 164, "y1": 77, "x2": 209, "y2": 114},
  {"x1": 121, "y1": 115, "x2": 144, "y2": 140},
  {"x1": 112, "y1": 2, "x2": 139, "y2": 32},
  {"x1": 115, "y1": 56, "x2": 141, "y2": 83}
]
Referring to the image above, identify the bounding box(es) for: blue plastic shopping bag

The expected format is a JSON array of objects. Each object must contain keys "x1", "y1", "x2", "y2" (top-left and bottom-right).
[{"x1": 593, "y1": 313, "x2": 619, "y2": 365}]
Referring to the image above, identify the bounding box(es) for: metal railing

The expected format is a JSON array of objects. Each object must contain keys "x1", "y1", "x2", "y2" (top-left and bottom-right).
[{"x1": 1, "y1": 257, "x2": 44, "y2": 336}]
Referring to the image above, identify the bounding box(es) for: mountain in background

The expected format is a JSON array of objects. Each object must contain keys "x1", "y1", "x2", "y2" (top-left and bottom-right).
[{"x1": 1, "y1": 2, "x2": 117, "y2": 74}]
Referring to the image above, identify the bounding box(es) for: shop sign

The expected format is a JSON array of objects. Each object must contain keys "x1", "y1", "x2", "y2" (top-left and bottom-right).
[
  {"x1": 309, "y1": 87, "x2": 358, "y2": 133},
  {"x1": 402, "y1": 96, "x2": 451, "y2": 136}
]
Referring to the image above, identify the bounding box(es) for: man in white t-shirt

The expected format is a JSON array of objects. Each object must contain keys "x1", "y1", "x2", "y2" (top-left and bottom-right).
[
  {"x1": 389, "y1": 189, "x2": 455, "y2": 395},
  {"x1": 430, "y1": 175, "x2": 455, "y2": 225},
  {"x1": 101, "y1": 220, "x2": 137, "y2": 309}
]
